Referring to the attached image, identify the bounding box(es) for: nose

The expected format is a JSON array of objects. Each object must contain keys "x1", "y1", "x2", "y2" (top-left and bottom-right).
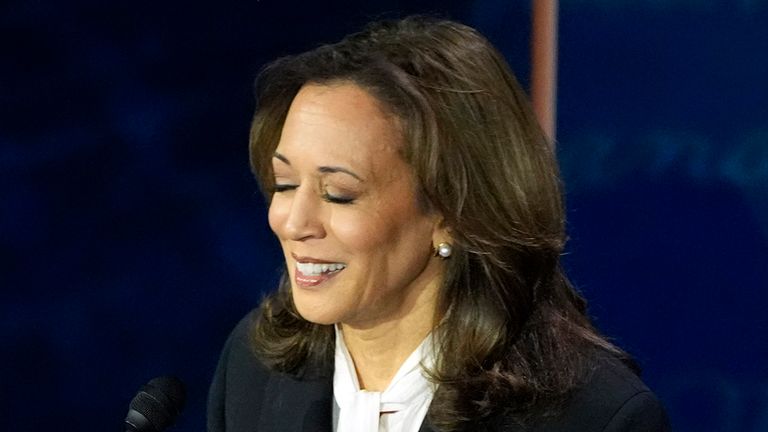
[{"x1": 278, "y1": 186, "x2": 326, "y2": 241}]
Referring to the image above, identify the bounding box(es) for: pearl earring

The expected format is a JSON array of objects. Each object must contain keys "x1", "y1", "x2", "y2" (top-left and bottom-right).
[{"x1": 436, "y1": 242, "x2": 453, "y2": 258}]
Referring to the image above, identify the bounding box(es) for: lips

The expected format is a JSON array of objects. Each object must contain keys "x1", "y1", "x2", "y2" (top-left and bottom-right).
[{"x1": 292, "y1": 253, "x2": 346, "y2": 288}]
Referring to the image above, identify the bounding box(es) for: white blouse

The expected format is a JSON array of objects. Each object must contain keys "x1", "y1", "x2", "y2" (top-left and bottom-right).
[{"x1": 333, "y1": 325, "x2": 437, "y2": 432}]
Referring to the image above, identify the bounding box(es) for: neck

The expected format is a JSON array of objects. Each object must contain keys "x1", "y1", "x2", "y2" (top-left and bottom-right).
[{"x1": 339, "y1": 282, "x2": 438, "y2": 391}]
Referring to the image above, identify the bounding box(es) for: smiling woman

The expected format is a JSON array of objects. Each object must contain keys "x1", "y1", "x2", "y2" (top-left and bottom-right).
[
  {"x1": 269, "y1": 83, "x2": 446, "y2": 335},
  {"x1": 207, "y1": 16, "x2": 670, "y2": 432}
]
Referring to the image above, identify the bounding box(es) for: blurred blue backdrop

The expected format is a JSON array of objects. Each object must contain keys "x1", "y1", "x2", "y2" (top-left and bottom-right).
[{"x1": 2, "y1": 1, "x2": 766, "y2": 431}]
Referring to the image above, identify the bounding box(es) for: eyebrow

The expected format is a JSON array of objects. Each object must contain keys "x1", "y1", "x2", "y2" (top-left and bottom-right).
[{"x1": 273, "y1": 152, "x2": 364, "y2": 182}]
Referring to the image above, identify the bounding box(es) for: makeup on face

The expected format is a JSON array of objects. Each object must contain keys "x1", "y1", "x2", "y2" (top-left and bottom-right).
[{"x1": 267, "y1": 82, "x2": 445, "y2": 327}]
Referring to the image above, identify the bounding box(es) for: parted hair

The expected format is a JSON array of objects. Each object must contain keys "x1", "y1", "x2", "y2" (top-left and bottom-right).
[{"x1": 248, "y1": 16, "x2": 628, "y2": 431}]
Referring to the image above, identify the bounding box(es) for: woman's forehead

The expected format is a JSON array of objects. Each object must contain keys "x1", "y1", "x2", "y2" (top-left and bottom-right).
[{"x1": 275, "y1": 83, "x2": 406, "y2": 179}]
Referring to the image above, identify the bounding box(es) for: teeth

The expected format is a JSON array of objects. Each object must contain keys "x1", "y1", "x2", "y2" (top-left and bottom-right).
[{"x1": 296, "y1": 261, "x2": 346, "y2": 276}]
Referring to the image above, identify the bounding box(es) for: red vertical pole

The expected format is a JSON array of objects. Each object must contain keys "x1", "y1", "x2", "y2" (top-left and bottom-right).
[{"x1": 531, "y1": 0, "x2": 559, "y2": 142}]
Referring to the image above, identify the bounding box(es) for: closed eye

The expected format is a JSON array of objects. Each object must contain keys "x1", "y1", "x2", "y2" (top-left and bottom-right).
[
  {"x1": 273, "y1": 184, "x2": 355, "y2": 204},
  {"x1": 273, "y1": 184, "x2": 297, "y2": 193},
  {"x1": 322, "y1": 193, "x2": 355, "y2": 205}
]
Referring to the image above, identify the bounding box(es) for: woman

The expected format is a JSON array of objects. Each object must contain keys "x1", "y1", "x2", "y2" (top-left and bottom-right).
[{"x1": 208, "y1": 17, "x2": 670, "y2": 432}]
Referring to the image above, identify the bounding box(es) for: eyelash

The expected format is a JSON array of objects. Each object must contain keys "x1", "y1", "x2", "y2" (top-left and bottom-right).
[
  {"x1": 272, "y1": 184, "x2": 356, "y2": 205},
  {"x1": 272, "y1": 184, "x2": 297, "y2": 193},
  {"x1": 323, "y1": 193, "x2": 355, "y2": 205}
]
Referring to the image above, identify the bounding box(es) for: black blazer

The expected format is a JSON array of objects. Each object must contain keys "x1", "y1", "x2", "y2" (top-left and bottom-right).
[{"x1": 208, "y1": 311, "x2": 671, "y2": 432}]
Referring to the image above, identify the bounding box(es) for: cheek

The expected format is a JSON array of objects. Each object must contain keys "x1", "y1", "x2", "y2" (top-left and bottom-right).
[
  {"x1": 267, "y1": 198, "x2": 287, "y2": 236},
  {"x1": 329, "y1": 202, "x2": 429, "y2": 265},
  {"x1": 329, "y1": 210, "x2": 391, "y2": 255}
]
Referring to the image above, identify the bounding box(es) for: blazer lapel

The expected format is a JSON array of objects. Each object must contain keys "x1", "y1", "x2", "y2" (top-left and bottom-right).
[
  {"x1": 255, "y1": 367, "x2": 441, "y2": 432},
  {"x1": 258, "y1": 370, "x2": 333, "y2": 432},
  {"x1": 419, "y1": 417, "x2": 439, "y2": 432}
]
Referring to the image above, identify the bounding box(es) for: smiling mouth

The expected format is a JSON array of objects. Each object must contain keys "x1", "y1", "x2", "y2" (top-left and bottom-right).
[
  {"x1": 294, "y1": 261, "x2": 346, "y2": 288},
  {"x1": 295, "y1": 261, "x2": 346, "y2": 275}
]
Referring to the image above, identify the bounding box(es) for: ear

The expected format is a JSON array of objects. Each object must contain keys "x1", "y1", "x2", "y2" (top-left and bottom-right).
[{"x1": 430, "y1": 214, "x2": 453, "y2": 247}]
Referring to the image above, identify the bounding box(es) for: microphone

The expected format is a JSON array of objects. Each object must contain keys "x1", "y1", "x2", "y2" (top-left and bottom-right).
[{"x1": 125, "y1": 376, "x2": 186, "y2": 432}]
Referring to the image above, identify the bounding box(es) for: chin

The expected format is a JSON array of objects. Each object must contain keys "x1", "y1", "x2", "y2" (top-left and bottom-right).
[
  {"x1": 292, "y1": 292, "x2": 342, "y2": 326},
  {"x1": 295, "y1": 308, "x2": 339, "y2": 326}
]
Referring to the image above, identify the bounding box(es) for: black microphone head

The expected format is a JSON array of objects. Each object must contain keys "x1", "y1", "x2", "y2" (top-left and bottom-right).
[{"x1": 125, "y1": 375, "x2": 186, "y2": 432}]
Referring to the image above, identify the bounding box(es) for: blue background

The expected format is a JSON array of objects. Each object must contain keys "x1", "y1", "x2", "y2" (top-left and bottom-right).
[{"x1": 2, "y1": 1, "x2": 766, "y2": 430}]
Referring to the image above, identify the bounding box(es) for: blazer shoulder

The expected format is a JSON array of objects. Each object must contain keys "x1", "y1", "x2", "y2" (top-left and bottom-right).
[
  {"x1": 208, "y1": 309, "x2": 271, "y2": 432},
  {"x1": 215, "y1": 309, "x2": 267, "y2": 380},
  {"x1": 207, "y1": 309, "x2": 335, "y2": 432},
  {"x1": 521, "y1": 357, "x2": 671, "y2": 432},
  {"x1": 601, "y1": 390, "x2": 670, "y2": 432}
]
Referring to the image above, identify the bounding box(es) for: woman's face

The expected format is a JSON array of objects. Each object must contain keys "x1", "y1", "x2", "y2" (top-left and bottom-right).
[{"x1": 268, "y1": 83, "x2": 446, "y2": 328}]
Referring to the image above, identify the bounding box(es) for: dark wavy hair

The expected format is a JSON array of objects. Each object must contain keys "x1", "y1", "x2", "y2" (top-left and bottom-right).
[{"x1": 248, "y1": 16, "x2": 628, "y2": 431}]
